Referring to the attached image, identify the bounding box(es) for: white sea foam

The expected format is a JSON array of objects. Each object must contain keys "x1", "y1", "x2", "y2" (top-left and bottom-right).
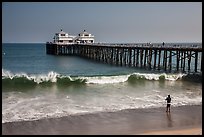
[
  {"x1": 82, "y1": 73, "x2": 187, "y2": 84},
  {"x1": 84, "y1": 75, "x2": 130, "y2": 84},
  {"x1": 2, "y1": 90, "x2": 202, "y2": 123}
]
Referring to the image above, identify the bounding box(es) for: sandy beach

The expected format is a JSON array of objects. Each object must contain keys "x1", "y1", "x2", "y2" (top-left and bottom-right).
[
  {"x1": 138, "y1": 127, "x2": 202, "y2": 135},
  {"x1": 2, "y1": 105, "x2": 202, "y2": 135}
]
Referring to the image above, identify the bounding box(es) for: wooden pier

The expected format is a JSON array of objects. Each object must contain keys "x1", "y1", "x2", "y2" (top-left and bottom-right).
[{"x1": 46, "y1": 43, "x2": 202, "y2": 73}]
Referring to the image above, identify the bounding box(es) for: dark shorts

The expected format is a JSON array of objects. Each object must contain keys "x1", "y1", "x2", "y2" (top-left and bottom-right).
[{"x1": 167, "y1": 104, "x2": 171, "y2": 107}]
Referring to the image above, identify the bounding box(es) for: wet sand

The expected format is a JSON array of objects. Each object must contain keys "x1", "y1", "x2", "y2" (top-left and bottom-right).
[{"x1": 2, "y1": 105, "x2": 202, "y2": 135}]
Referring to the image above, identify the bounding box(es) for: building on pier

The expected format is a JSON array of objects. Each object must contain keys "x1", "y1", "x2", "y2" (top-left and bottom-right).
[
  {"x1": 50, "y1": 29, "x2": 94, "y2": 45},
  {"x1": 76, "y1": 30, "x2": 94, "y2": 44},
  {"x1": 53, "y1": 29, "x2": 76, "y2": 45}
]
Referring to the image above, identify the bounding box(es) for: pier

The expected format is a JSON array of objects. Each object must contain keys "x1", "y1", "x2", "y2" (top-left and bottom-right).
[{"x1": 46, "y1": 43, "x2": 202, "y2": 73}]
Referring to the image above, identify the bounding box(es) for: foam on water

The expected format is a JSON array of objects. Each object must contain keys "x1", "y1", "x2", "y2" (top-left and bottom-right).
[{"x1": 2, "y1": 88, "x2": 202, "y2": 123}]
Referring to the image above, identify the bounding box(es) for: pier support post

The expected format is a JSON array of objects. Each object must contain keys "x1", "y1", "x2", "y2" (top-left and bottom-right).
[{"x1": 195, "y1": 51, "x2": 198, "y2": 72}]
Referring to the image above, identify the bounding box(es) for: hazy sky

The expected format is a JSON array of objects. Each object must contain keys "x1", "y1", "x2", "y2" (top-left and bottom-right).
[{"x1": 2, "y1": 2, "x2": 202, "y2": 43}]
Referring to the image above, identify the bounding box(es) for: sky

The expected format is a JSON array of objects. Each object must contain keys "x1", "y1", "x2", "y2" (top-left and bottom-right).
[{"x1": 2, "y1": 2, "x2": 202, "y2": 43}]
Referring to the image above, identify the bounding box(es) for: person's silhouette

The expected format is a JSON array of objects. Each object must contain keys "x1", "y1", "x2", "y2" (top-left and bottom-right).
[{"x1": 165, "y1": 95, "x2": 171, "y2": 112}]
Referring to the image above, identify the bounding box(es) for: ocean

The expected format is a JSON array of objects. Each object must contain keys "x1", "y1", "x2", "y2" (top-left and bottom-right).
[{"x1": 2, "y1": 43, "x2": 202, "y2": 124}]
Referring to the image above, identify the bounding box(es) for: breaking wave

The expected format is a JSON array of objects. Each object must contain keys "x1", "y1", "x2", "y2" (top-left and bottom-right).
[{"x1": 2, "y1": 69, "x2": 201, "y2": 88}]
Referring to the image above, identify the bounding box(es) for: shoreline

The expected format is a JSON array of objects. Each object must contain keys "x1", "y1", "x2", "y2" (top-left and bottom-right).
[{"x1": 2, "y1": 105, "x2": 202, "y2": 135}]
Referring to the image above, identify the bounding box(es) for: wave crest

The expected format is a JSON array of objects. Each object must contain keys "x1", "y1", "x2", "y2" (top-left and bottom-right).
[
  {"x1": 2, "y1": 69, "x2": 60, "y2": 84},
  {"x1": 2, "y1": 69, "x2": 191, "y2": 87}
]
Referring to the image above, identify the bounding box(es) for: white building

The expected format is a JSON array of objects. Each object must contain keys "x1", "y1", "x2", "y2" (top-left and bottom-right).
[
  {"x1": 53, "y1": 29, "x2": 76, "y2": 44},
  {"x1": 51, "y1": 29, "x2": 94, "y2": 44},
  {"x1": 75, "y1": 30, "x2": 95, "y2": 44}
]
